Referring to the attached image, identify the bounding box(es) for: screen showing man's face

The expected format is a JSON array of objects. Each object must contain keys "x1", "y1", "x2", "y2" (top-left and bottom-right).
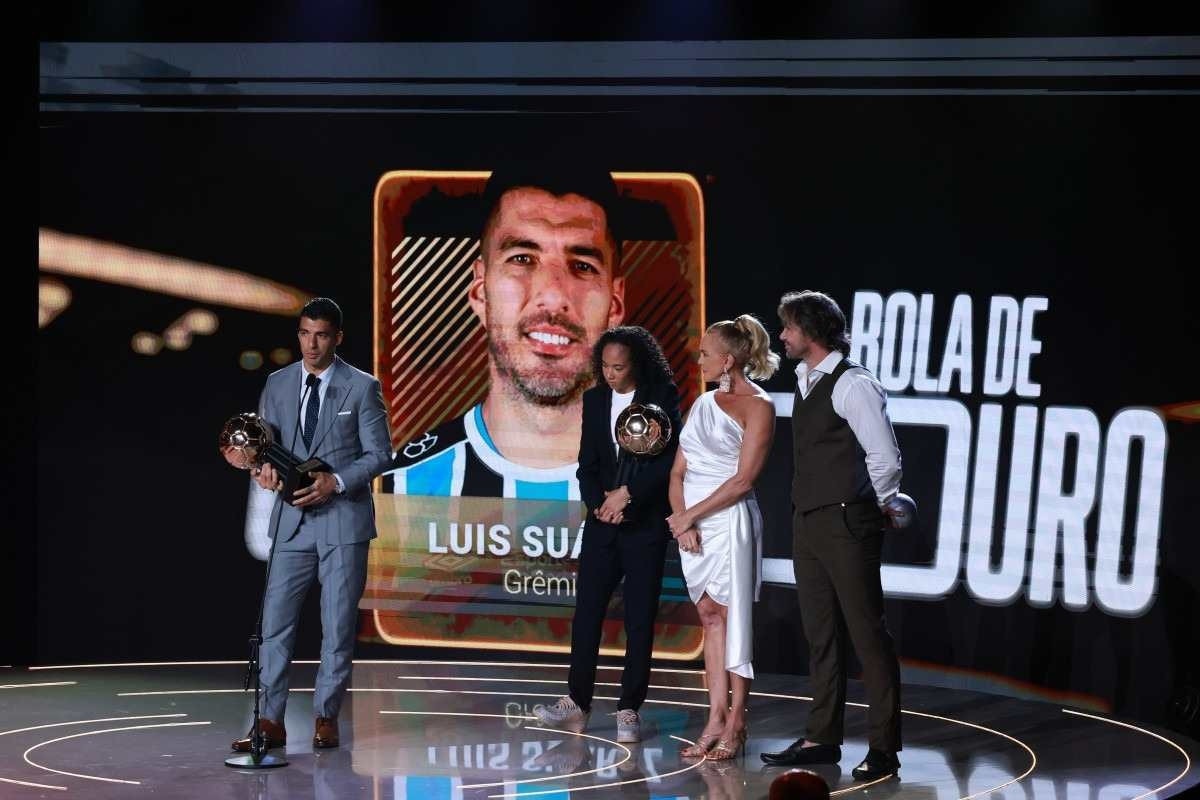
[
  {"x1": 471, "y1": 187, "x2": 625, "y2": 406},
  {"x1": 367, "y1": 169, "x2": 704, "y2": 659}
]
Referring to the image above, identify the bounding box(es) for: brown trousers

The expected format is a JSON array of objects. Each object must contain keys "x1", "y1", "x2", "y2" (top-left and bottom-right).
[{"x1": 792, "y1": 502, "x2": 902, "y2": 753}]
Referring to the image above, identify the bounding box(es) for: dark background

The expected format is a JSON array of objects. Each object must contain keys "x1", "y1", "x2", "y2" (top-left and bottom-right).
[{"x1": 26, "y1": 5, "x2": 1200, "y2": 739}]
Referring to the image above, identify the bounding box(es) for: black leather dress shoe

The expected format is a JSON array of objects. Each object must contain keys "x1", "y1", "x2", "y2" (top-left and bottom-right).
[
  {"x1": 851, "y1": 748, "x2": 900, "y2": 780},
  {"x1": 759, "y1": 741, "x2": 841, "y2": 766}
]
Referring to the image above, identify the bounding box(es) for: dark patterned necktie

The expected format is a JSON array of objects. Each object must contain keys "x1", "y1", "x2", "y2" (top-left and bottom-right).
[{"x1": 303, "y1": 373, "x2": 321, "y2": 450}]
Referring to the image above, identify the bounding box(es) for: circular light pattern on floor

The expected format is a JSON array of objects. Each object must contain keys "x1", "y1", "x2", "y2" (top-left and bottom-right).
[
  {"x1": 22, "y1": 721, "x2": 212, "y2": 786},
  {"x1": 1, "y1": 660, "x2": 1194, "y2": 799},
  {"x1": 0, "y1": 714, "x2": 196, "y2": 792}
]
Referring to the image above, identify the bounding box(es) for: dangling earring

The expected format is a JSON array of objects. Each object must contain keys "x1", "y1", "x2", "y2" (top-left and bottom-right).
[{"x1": 718, "y1": 366, "x2": 732, "y2": 393}]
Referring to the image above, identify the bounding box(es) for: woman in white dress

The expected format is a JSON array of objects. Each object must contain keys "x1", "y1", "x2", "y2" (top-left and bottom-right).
[{"x1": 667, "y1": 315, "x2": 778, "y2": 760}]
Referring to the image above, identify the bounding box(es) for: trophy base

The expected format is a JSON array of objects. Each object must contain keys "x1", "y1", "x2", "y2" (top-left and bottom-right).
[
  {"x1": 224, "y1": 752, "x2": 289, "y2": 769},
  {"x1": 279, "y1": 457, "x2": 332, "y2": 506}
]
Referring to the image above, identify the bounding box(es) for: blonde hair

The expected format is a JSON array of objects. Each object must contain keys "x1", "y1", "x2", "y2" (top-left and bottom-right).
[{"x1": 706, "y1": 314, "x2": 780, "y2": 380}]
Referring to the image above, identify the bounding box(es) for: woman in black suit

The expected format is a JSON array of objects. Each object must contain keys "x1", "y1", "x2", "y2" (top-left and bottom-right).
[{"x1": 532, "y1": 325, "x2": 682, "y2": 744}]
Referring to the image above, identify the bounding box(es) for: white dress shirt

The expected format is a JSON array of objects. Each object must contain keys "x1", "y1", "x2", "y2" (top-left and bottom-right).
[
  {"x1": 609, "y1": 387, "x2": 636, "y2": 458},
  {"x1": 299, "y1": 361, "x2": 345, "y2": 494},
  {"x1": 795, "y1": 351, "x2": 902, "y2": 506}
]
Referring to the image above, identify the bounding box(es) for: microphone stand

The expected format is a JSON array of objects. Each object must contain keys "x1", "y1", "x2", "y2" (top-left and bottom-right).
[
  {"x1": 225, "y1": 490, "x2": 288, "y2": 769},
  {"x1": 227, "y1": 386, "x2": 313, "y2": 771}
]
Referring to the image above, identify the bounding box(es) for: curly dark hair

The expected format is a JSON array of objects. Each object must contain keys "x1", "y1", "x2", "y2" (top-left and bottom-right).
[
  {"x1": 590, "y1": 325, "x2": 674, "y2": 391},
  {"x1": 777, "y1": 290, "x2": 851, "y2": 356}
]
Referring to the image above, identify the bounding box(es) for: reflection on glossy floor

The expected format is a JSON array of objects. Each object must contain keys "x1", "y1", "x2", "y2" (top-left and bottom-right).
[{"x1": 1, "y1": 660, "x2": 1195, "y2": 799}]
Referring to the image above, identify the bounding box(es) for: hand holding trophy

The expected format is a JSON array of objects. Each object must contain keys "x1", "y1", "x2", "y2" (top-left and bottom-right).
[{"x1": 219, "y1": 412, "x2": 331, "y2": 506}]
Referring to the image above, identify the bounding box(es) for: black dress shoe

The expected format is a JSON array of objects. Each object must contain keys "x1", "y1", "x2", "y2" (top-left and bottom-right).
[
  {"x1": 759, "y1": 741, "x2": 841, "y2": 766},
  {"x1": 851, "y1": 748, "x2": 900, "y2": 780}
]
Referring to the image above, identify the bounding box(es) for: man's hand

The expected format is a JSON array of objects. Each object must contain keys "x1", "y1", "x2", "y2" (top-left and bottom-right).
[
  {"x1": 253, "y1": 462, "x2": 283, "y2": 492},
  {"x1": 881, "y1": 505, "x2": 900, "y2": 529},
  {"x1": 291, "y1": 471, "x2": 336, "y2": 508}
]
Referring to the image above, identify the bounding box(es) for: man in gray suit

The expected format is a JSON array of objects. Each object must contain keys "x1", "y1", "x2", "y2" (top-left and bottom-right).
[{"x1": 232, "y1": 297, "x2": 392, "y2": 753}]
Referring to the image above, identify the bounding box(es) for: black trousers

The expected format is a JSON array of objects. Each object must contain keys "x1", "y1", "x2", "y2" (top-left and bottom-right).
[
  {"x1": 568, "y1": 520, "x2": 669, "y2": 712},
  {"x1": 792, "y1": 503, "x2": 902, "y2": 753}
]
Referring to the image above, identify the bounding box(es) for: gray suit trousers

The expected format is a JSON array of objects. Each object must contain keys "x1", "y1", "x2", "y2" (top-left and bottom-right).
[{"x1": 260, "y1": 519, "x2": 369, "y2": 723}]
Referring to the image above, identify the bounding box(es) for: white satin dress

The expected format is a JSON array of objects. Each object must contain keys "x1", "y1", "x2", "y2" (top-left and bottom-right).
[{"x1": 678, "y1": 390, "x2": 764, "y2": 679}]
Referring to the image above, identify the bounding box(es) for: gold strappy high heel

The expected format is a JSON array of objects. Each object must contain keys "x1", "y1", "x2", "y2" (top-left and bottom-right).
[
  {"x1": 706, "y1": 727, "x2": 748, "y2": 761},
  {"x1": 680, "y1": 730, "x2": 723, "y2": 758}
]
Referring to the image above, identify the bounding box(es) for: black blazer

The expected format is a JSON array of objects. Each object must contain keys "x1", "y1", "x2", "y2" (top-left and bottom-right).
[{"x1": 576, "y1": 380, "x2": 683, "y2": 530}]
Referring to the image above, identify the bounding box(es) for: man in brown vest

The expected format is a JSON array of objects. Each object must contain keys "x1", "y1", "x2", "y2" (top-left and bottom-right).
[{"x1": 759, "y1": 290, "x2": 904, "y2": 781}]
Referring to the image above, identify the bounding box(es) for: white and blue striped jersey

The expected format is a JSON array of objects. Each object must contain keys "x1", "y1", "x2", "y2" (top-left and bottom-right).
[{"x1": 381, "y1": 404, "x2": 581, "y2": 500}]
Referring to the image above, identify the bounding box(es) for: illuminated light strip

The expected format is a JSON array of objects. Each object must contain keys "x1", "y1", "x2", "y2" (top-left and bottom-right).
[
  {"x1": 830, "y1": 773, "x2": 896, "y2": 796},
  {"x1": 34, "y1": 658, "x2": 704, "y2": 673},
  {"x1": 388, "y1": 681, "x2": 820, "y2": 705},
  {"x1": 390, "y1": 236, "x2": 425, "y2": 279},
  {"x1": 389, "y1": 293, "x2": 472, "y2": 360},
  {"x1": 390, "y1": 237, "x2": 462, "y2": 321},
  {"x1": 396, "y1": 364, "x2": 489, "y2": 440},
  {"x1": 119, "y1": 689, "x2": 313, "y2": 696},
  {"x1": 460, "y1": 726, "x2": 630, "y2": 789},
  {"x1": 382, "y1": 660, "x2": 703, "y2": 675},
  {"x1": 388, "y1": 303, "x2": 474, "y2": 384},
  {"x1": 900, "y1": 708, "x2": 1037, "y2": 800},
  {"x1": 388, "y1": 244, "x2": 476, "y2": 353},
  {"x1": 387, "y1": 273, "x2": 475, "y2": 375},
  {"x1": 616, "y1": 239, "x2": 661, "y2": 281},
  {"x1": 3, "y1": 719, "x2": 198, "y2": 786},
  {"x1": 1062, "y1": 709, "x2": 1192, "y2": 800},
  {"x1": 484, "y1": 734, "x2": 707, "y2": 799},
  {"x1": 393, "y1": 676, "x2": 710, "y2": 693},
  {"x1": 388, "y1": 336, "x2": 485, "y2": 421},
  {"x1": 389, "y1": 237, "x2": 442, "y2": 297},
  {"x1": 31, "y1": 660, "x2": 315, "y2": 670},
  {"x1": 0, "y1": 682, "x2": 76, "y2": 689},
  {"x1": 641, "y1": 697, "x2": 711, "y2": 710},
  {"x1": 380, "y1": 711, "x2": 536, "y2": 720},
  {"x1": 0, "y1": 714, "x2": 188, "y2": 736},
  {"x1": 0, "y1": 776, "x2": 67, "y2": 791},
  {"x1": 388, "y1": 243, "x2": 474, "y2": 344},
  {"x1": 111, "y1": 687, "x2": 714, "y2": 709},
  {"x1": 390, "y1": 235, "x2": 413, "y2": 264},
  {"x1": 365, "y1": 688, "x2": 555, "y2": 699},
  {"x1": 22, "y1": 721, "x2": 210, "y2": 786},
  {"x1": 38, "y1": 228, "x2": 309, "y2": 315},
  {"x1": 387, "y1": 337, "x2": 484, "y2": 421},
  {"x1": 19, "y1": 658, "x2": 850, "y2": 682},
  {"x1": 390, "y1": 675, "x2": 825, "y2": 705}
]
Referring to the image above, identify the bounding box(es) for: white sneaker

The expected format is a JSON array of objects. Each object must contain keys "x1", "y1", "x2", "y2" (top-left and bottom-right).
[
  {"x1": 532, "y1": 696, "x2": 589, "y2": 729},
  {"x1": 616, "y1": 709, "x2": 641, "y2": 743}
]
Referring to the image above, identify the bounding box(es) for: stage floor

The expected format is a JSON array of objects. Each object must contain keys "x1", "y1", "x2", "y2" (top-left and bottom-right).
[{"x1": 1, "y1": 660, "x2": 1195, "y2": 799}]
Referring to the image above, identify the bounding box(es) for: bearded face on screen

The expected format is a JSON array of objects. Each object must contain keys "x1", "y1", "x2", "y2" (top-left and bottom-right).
[{"x1": 469, "y1": 186, "x2": 625, "y2": 406}]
